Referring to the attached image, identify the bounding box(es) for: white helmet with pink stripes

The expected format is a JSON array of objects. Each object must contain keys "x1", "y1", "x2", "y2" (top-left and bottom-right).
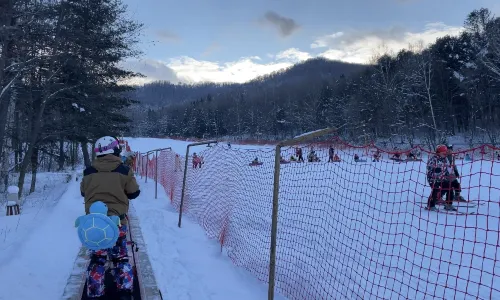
[{"x1": 94, "y1": 136, "x2": 121, "y2": 156}]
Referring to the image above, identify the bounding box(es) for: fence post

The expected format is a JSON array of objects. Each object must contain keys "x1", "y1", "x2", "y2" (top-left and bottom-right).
[
  {"x1": 268, "y1": 143, "x2": 282, "y2": 300},
  {"x1": 139, "y1": 154, "x2": 143, "y2": 179},
  {"x1": 145, "y1": 152, "x2": 149, "y2": 183},
  {"x1": 178, "y1": 140, "x2": 217, "y2": 228},
  {"x1": 135, "y1": 151, "x2": 139, "y2": 174},
  {"x1": 155, "y1": 150, "x2": 158, "y2": 199},
  {"x1": 268, "y1": 128, "x2": 336, "y2": 300}
]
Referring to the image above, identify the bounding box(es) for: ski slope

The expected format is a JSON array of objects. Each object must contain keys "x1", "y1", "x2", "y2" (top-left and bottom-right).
[
  {"x1": 1, "y1": 137, "x2": 499, "y2": 299},
  {"x1": 127, "y1": 137, "x2": 500, "y2": 300},
  {"x1": 0, "y1": 147, "x2": 272, "y2": 299}
]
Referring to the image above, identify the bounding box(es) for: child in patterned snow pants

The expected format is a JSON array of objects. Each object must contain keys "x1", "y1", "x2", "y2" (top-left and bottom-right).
[{"x1": 87, "y1": 224, "x2": 134, "y2": 298}]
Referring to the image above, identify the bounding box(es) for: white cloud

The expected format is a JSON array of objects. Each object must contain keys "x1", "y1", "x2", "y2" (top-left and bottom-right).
[
  {"x1": 313, "y1": 22, "x2": 463, "y2": 64},
  {"x1": 274, "y1": 48, "x2": 313, "y2": 63},
  {"x1": 119, "y1": 59, "x2": 179, "y2": 85},
  {"x1": 165, "y1": 48, "x2": 313, "y2": 83},
  {"x1": 167, "y1": 55, "x2": 292, "y2": 83},
  {"x1": 124, "y1": 22, "x2": 464, "y2": 84},
  {"x1": 311, "y1": 32, "x2": 345, "y2": 49}
]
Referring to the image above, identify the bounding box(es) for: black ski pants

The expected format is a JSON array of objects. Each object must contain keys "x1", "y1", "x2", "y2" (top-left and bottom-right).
[{"x1": 428, "y1": 180, "x2": 454, "y2": 208}]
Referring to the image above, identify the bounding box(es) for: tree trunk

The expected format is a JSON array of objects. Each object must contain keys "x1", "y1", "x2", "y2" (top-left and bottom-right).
[
  {"x1": 17, "y1": 0, "x2": 69, "y2": 198},
  {"x1": 47, "y1": 147, "x2": 53, "y2": 172},
  {"x1": 0, "y1": 148, "x2": 8, "y2": 192},
  {"x1": 74, "y1": 142, "x2": 78, "y2": 168},
  {"x1": 71, "y1": 141, "x2": 78, "y2": 170},
  {"x1": 58, "y1": 138, "x2": 65, "y2": 170},
  {"x1": 29, "y1": 146, "x2": 39, "y2": 194},
  {"x1": 0, "y1": 0, "x2": 16, "y2": 156},
  {"x1": 17, "y1": 94, "x2": 45, "y2": 198},
  {"x1": 13, "y1": 106, "x2": 21, "y2": 171},
  {"x1": 81, "y1": 141, "x2": 91, "y2": 167},
  {"x1": 3, "y1": 170, "x2": 8, "y2": 193}
]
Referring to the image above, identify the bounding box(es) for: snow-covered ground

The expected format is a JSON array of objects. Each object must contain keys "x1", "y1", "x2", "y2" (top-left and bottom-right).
[
  {"x1": 0, "y1": 172, "x2": 83, "y2": 300},
  {"x1": 0, "y1": 172, "x2": 74, "y2": 259},
  {"x1": 0, "y1": 142, "x2": 273, "y2": 299},
  {"x1": 131, "y1": 176, "x2": 276, "y2": 300},
  {"x1": 128, "y1": 137, "x2": 500, "y2": 300},
  {"x1": 126, "y1": 137, "x2": 271, "y2": 154},
  {"x1": 1, "y1": 136, "x2": 499, "y2": 300}
]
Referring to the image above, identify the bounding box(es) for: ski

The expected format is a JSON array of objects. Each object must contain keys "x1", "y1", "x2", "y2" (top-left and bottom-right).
[
  {"x1": 422, "y1": 205, "x2": 477, "y2": 215},
  {"x1": 452, "y1": 199, "x2": 486, "y2": 205},
  {"x1": 418, "y1": 201, "x2": 478, "y2": 208},
  {"x1": 420, "y1": 197, "x2": 486, "y2": 207}
]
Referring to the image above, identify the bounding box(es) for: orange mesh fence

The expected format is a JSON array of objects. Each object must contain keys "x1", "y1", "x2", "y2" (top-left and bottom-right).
[{"x1": 132, "y1": 140, "x2": 500, "y2": 299}]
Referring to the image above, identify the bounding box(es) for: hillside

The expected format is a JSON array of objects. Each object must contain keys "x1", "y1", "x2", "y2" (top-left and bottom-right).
[
  {"x1": 129, "y1": 58, "x2": 366, "y2": 108},
  {"x1": 127, "y1": 58, "x2": 368, "y2": 137}
]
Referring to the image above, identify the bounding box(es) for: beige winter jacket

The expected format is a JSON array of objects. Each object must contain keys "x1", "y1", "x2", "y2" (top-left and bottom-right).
[{"x1": 80, "y1": 154, "x2": 140, "y2": 218}]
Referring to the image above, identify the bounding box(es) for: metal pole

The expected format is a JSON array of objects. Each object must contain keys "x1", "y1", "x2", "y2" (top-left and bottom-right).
[
  {"x1": 135, "y1": 151, "x2": 139, "y2": 174},
  {"x1": 178, "y1": 140, "x2": 217, "y2": 228},
  {"x1": 266, "y1": 128, "x2": 336, "y2": 300},
  {"x1": 155, "y1": 150, "x2": 158, "y2": 199},
  {"x1": 178, "y1": 145, "x2": 191, "y2": 228},
  {"x1": 268, "y1": 143, "x2": 282, "y2": 300},
  {"x1": 140, "y1": 154, "x2": 143, "y2": 180},
  {"x1": 145, "y1": 152, "x2": 149, "y2": 183},
  {"x1": 149, "y1": 147, "x2": 172, "y2": 152}
]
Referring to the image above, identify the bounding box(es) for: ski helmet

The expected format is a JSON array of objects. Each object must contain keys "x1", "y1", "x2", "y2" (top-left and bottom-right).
[
  {"x1": 94, "y1": 136, "x2": 121, "y2": 156},
  {"x1": 436, "y1": 144, "x2": 448, "y2": 154}
]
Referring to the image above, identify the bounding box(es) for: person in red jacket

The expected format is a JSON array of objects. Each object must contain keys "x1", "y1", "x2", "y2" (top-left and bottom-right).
[
  {"x1": 192, "y1": 153, "x2": 202, "y2": 168},
  {"x1": 426, "y1": 144, "x2": 457, "y2": 211},
  {"x1": 295, "y1": 147, "x2": 304, "y2": 162}
]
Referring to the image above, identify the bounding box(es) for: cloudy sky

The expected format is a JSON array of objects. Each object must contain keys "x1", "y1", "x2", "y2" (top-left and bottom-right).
[{"x1": 121, "y1": 0, "x2": 500, "y2": 84}]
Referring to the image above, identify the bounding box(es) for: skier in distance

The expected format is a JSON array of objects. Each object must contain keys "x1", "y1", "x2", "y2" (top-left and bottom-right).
[{"x1": 426, "y1": 144, "x2": 457, "y2": 211}]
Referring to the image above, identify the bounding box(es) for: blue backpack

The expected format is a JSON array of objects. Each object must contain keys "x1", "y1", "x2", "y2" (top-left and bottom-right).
[{"x1": 75, "y1": 201, "x2": 121, "y2": 251}]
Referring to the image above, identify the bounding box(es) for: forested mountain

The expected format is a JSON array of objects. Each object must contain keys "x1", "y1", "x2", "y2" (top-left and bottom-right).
[
  {"x1": 129, "y1": 58, "x2": 366, "y2": 108},
  {"x1": 128, "y1": 58, "x2": 367, "y2": 137},
  {"x1": 128, "y1": 8, "x2": 500, "y2": 149},
  {"x1": 130, "y1": 82, "x2": 236, "y2": 108},
  {"x1": 0, "y1": 0, "x2": 142, "y2": 192}
]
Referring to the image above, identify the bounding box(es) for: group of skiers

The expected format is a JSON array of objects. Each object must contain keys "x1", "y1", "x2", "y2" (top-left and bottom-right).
[
  {"x1": 285, "y1": 145, "x2": 416, "y2": 163},
  {"x1": 289, "y1": 146, "x2": 323, "y2": 162},
  {"x1": 290, "y1": 146, "x2": 385, "y2": 163},
  {"x1": 389, "y1": 147, "x2": 422, "y2": 161},
  {"x1": 286, "y1": 143, "x2": 465, "y2": 212},
  {"x1": 308, "y1": 143, "x2": 464, "y2": 212}
]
